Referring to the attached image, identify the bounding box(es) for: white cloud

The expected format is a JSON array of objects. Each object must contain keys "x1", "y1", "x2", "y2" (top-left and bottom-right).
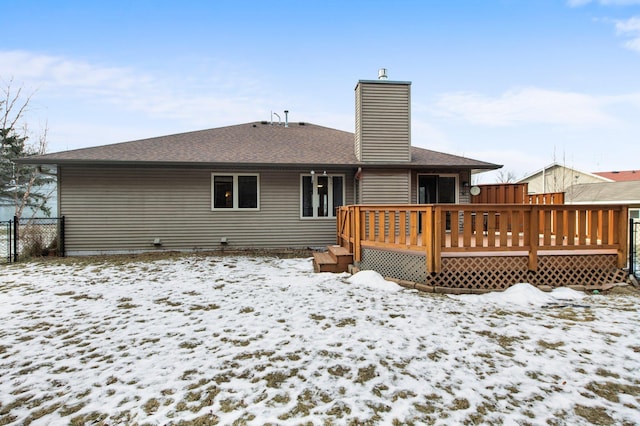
[
  {"x1": 0, "y1": 50, "x2": 146, "y2": 92},
  {"x1": 0, "y1": 50, "x2": 269, "y2": 127},
  {"x1": 568, "y1": 0, "x2": 640, "y2": 6},
  {"x1": 567, "y1": 0, "x2": 640, "y2": 54},
  {"x1": 614, "y1": 16, "x2": 640, "y2": 52},
  {"x1": 433, "y1": 87, "x2": 618, "y2": 127}
]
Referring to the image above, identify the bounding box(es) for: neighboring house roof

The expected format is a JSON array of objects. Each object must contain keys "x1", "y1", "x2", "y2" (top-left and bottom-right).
[
  {"x1": 19, "y1": 121, "x2": 500, "y2": 170},
  {"x1": 566, "y1": 181, "x2": 640, "y2": 205},
  {"x1": 517, "y1": 162, "x2": 612, "y2": 184},
  {"x1": 593, "y1": 170, "x2": 640, "y2": 182}
]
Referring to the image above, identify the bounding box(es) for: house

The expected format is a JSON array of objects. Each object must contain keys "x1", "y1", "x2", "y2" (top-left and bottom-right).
[
  {"x1": 593, "y1": 170, "x2": 640, "y2": 182},
  {"x1": 0, "y1": 181, "x2": 58, "y2": 222},
  {"x1": 18, "y1": 72, "x2": 500, "y2": 255},
  {"x1": 566, "y1": 180, "x2": 640, "y2": 220},
  {"x1": 517, "y1": 162, "x2": 612, "y2": 194},
  {"x1": 519, "y1": 164, "x2": 640, "y2": 219}
]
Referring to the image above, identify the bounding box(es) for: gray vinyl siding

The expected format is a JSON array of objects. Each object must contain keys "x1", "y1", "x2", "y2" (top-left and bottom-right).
[
  {"x1": 355, "y1": 81, "x2": 411, "y2": 163},
  {"x1": 59, "y1": 166, "x2": 354, "y2": 254},
  {"x1": 360, "y1": 170, "x2": 410, "y2": 204}
]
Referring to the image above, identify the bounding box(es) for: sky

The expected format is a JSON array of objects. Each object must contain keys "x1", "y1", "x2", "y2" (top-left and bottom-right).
[
  {"x1": 1, "y1": 0, "x2": 640, "y2": 182},
  {"x1": 2, "y1": 255, "x2": 639, "y2": 423}
]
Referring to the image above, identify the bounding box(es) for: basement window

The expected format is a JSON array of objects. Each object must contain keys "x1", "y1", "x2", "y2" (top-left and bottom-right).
[
  {"x1": 301, "y1": 174, "x2": 344, "y2": 218},
  {"x1": 211, "y1": 174, "x2": 259, "y2": 210}
]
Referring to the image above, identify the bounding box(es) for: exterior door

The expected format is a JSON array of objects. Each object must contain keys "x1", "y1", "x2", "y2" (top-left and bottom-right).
[
  {"x1": 418, "y1": 175, "x2": 457, "y2": 231},
  {"x1": 418, "y1": 175, "x2": 457, "y2": 204}
]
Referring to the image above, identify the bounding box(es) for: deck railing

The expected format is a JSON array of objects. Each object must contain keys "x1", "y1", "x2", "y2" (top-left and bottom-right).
[{"x1": 337, "y1": 204, "x2": 628, "y2": 273}]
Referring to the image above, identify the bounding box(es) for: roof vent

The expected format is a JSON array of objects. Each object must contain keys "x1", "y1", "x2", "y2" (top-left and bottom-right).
[
  {"x1": 298, "y1": 122, "x2": 306, "y2": 126},
  {"x1": 378, "y1": 68, "x2": 388, "y2": 80}
]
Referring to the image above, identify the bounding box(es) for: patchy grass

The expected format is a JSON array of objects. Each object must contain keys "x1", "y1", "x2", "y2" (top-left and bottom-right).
[
  {"x1": 1, "y1": 253, "x2": 639, "y2": 424},
  {"x1": 574, "y1": 404, "x2": 616, "y2": 425},
  {"x1": 190, "y1": 303, "x2": 220, "y2": 311},
  {"x1": 355, "y1": 365, "x2": 377, "y2": 384}
]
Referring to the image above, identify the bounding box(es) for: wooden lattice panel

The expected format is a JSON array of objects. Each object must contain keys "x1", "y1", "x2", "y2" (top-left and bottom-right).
[
  {"x1": 358, "y1": 248, "x2": 627, "y2": 292},
  {"x1": 360, "y1": 248, "x2": 427, "y2": 283},
  {"x1": 531, "y1": 254, "x2": 624, "y2": 288},
  {"x1": 426, "y1": 256, "x2": 530, "y2": 290},
  {"x1": 432, "y1": 254, "x2": 625, "y2": 290}
]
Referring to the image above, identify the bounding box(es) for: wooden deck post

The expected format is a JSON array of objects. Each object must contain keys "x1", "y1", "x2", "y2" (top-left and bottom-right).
[
  {"x1": 617, "y1": 207, "x2": 628, "y2": 268},
  {"x1": 528, "y1": 205, "x2": 539, "y2": 271},
  {"x1": 354, "y1": 206, "x2": 362, "y2": 262},
  {"x1": 424, "y1": 207, "x2": 435, "y2": 273},
  {"x1": 432, "y1": 206, "x2": 442, "y2": 273}
]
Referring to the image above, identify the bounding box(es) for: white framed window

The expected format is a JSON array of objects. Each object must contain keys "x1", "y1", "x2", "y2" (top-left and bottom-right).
[
  {"x1": 301, "y1": 173, "x2": 345, "y2": 218},
  {"x1": 211, "y1": 173, "x2": 260, "y2": 210}
]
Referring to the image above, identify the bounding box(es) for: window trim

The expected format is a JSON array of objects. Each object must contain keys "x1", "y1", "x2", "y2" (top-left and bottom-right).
[
  {"x1": 211, "y1": 173, "x2": 260, "y2": 211},
  {"x1": 300, "y1": 173, "x2": 345, "y2": 219}
]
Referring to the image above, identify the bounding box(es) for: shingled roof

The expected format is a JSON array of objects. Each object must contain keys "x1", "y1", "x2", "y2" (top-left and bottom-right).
[
  {"x1": 593, "y1": 170, "x2": 640, "y2": 182},
  {"x1": 20, "y1": 121, "x2": 500, "y2": 170},
  {"x1": 566, "y1": 181, "x2": 640, "y2": 204}
]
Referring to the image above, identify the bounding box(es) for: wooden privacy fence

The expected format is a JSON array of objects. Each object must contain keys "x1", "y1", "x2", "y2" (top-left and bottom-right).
[
  {"x1": 337, "y1": 204, "x2": 628, "y2": 274},
  {"x1": 471, "y1": 182, "x2": 565, "y2": 205}
]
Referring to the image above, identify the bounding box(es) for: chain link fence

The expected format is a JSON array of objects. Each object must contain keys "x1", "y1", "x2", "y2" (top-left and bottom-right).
[
  {"x1": 0, "y1": 220, "x2": 12, "y2": 263},
  {"x1": 0, "y1": 216, "x2": 64, "y2": 263},
  {"x1": 631, "y1": 218, "x2": 640, "y2": 279}
]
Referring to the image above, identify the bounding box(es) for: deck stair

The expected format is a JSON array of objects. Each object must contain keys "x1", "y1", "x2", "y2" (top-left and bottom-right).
[{"x1": 313, "y1": 245, "x2": 353, "y2": 273}]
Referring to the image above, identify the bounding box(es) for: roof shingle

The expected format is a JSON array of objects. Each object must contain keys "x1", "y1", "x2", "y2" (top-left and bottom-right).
[{"x1": 20, "y1": 121, "x2": 500, "y2": 170}]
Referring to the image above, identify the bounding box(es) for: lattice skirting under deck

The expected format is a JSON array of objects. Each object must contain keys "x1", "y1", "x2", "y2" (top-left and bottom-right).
[{"x1": 359, "y1": 248, "x2": 628, "y2": 291}]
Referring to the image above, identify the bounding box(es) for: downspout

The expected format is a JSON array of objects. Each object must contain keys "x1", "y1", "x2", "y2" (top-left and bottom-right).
[{"x1": 354, "y1": 167, "x2": 362, "y2": 204}]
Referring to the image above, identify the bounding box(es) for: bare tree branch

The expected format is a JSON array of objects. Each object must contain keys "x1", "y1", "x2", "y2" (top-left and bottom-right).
[
  {"x1": 1, "y1": 77, "x2": 53, "y2": 220},
  {"x1": 495, "y1": 170, "x2": 517, "y2": 183},
  {"x1": 1, "y1": 77, "x2": 34, "y2": 132}
]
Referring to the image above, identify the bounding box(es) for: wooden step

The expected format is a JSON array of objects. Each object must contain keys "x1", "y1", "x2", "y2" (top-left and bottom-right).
[
  {"x1": 313, "y1": 252, "x2": 340, "y2": 273},
  {"x1": 328, "y1": 245, "x2": 353, "y2": 268},
  {"x1": 313, "y1": 245, "x2": 353, "y2": 273}
]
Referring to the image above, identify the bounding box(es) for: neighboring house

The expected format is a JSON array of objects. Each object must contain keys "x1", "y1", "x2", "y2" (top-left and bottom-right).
[
  {"x1": 18, "y1": 73, "x2": 500, "y2": 255},
  {"x1": 566, "y1": 180, "x2": 640, "y2": 220},
  {"x1": 593, "y1": 170, "x2": 640, "y2": 182},
  {"x1": 0, "y1": 181, "x2": 58, "y2": 222},
  {"x1": 519, "y1": 164, "x2": 640, "y2": 219},
  {"x1": 517, "y1": 163, "x2": 612, "y2": 194}
]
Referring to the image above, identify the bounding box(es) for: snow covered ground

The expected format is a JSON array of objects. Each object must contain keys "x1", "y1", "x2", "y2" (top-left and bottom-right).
[{"x1": 1, "y1": 254, "x2": 639, "y2": 425}]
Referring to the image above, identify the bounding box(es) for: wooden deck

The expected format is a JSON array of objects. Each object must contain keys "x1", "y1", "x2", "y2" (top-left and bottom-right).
[{"x1": 336, "y1": 204, "x2": 629, "y2": 290}]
